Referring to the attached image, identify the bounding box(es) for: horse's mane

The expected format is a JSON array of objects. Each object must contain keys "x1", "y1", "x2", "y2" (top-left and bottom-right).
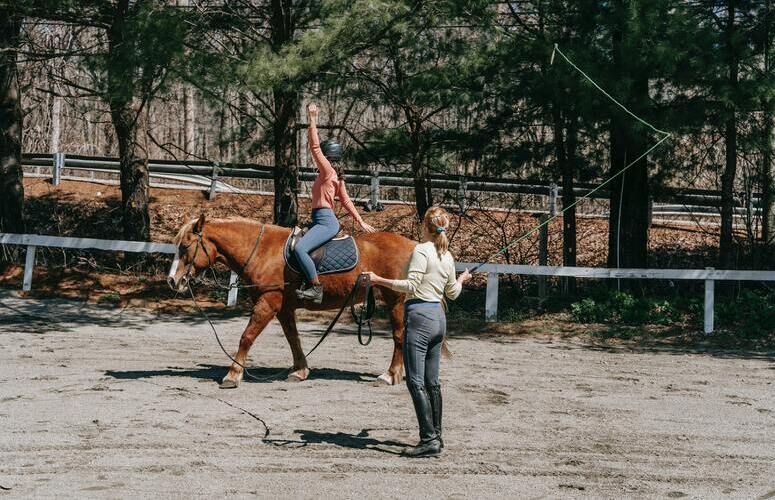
[{"x1": 173, "y1": 217, "x2": 270, "y2": 246}]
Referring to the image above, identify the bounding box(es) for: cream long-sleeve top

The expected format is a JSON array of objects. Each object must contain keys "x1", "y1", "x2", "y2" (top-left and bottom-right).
[{"x1": 386, "y1": 241, "x2": 462, "y2": 303}]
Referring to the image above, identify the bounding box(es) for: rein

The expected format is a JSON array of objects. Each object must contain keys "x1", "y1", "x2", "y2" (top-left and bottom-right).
[{"x1": 181, "y1": 224, "x2": 376, "y2": 382}]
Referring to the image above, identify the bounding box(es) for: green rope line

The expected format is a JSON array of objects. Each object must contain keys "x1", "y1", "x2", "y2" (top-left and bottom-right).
[
  {"x1": 472, "y1": 45, "x2": 672, "y2": 270},
  {"x1": 552, "y1": 44, "x2": 671, "y2": 137}
]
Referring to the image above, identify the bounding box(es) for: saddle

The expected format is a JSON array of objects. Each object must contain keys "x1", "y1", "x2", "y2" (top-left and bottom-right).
[{"x1": 284, "y1": 226, "x2": 359, "y2": 276}]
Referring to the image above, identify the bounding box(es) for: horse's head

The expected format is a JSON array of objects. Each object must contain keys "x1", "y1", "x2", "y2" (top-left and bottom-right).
[{"x1": 167, "y1": 214, "x2": 216, "y2": 293}]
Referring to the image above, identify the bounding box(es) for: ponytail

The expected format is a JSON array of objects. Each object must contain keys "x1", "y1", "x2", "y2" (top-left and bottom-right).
[{"x1": 424, "y1": 206, "x2": 450, "y2": 257}]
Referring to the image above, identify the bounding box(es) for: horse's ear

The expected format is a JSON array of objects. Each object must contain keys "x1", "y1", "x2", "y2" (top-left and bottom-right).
[{"x1": 194, "y1": 214, "x2": 206, "y2": 233}]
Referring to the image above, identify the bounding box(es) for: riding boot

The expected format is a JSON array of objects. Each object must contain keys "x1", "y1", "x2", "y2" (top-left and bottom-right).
[
  {"x1": 296, "y1": 283, "x2": 324, "y2": 304},
  {"x1": 403, "y1": 383, "x2": 441, "y2": 458},
  {"x1": 428, "y1": 385, "x2": 443, "y2": 449}
]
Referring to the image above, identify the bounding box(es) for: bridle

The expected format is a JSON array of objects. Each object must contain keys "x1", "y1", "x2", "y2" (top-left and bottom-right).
[
  {"x1": 172, "y1": 223, "x2": 273, "y2": 292},
  {"x1": 178, "y1": 228, "x2": 214, "y2": 288}
]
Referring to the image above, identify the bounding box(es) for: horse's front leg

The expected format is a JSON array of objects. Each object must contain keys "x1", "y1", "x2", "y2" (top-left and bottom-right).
[
  {"x1": 220, "y1": 293, "x2": 281, "y2": 389},
  {"x1": 277, "y1": 307, "x2": 309, "y2": 382},
  {"x1": 377, "y1": 292, "x2": 405, "y2": 385}
]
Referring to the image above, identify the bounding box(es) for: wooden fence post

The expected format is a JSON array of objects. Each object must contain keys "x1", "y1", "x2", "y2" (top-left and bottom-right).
[
  {"x1": 23, "y1": 245, "x2": 36, "y2": 291},
  {"x1": 209, "y1": 164, "x2": 219, "y2": 200},
  {"x1": 485, "y1": 272, "x2": 499, "y2": 322},
  {"x1": 538, "y1": 214, "x2": 549, "y2": 298},
  {"x1": 457, "y1": 177, "x2": 467, "y2": 212},
  {"x1": 549, "y1": 183, "x2": 558, "y2": 217},
  {"x1": 52, "y1": 152, "x2": 64, "y2": 186},
  {"x1": 370, "y1": 171, "x2": 380, "y2": 207},
  {"x1": 704, "y1": 267, "x2": 714, "y2": 335},
  {"x1": 227, "y1": 271, "x2": 238, "y2": 307}
]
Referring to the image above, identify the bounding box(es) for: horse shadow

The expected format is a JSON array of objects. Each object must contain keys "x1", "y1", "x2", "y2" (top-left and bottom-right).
[
  {"x1": 105, "y1": 364, "x2": 376, "y2": 384},
  {"x1": 263, "y1": 428, "x2": 407, "y2": 455}
]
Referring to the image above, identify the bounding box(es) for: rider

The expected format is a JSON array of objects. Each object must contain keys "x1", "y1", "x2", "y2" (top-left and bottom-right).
[
  {"x1": 365, "y1": 206, "x2": 471, "y2": 457},
  {"x1": 295, "y1": 103, "x2": 376, "y2": 303}
]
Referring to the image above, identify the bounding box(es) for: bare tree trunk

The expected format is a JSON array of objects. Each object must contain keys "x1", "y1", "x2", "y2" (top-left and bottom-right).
[
  {"x1": 183, "y1": 84, "x2": 195, "y2": 157},
  {"x1": 272, "y1": 88, "x2": 299, "y2": 227},
  {"x1": 408, "y1": 115, "x2": 429, "y2": 219},
  {"x1": 558, "y1": 109, "x2": 578, "y2": 293},
  {"x1": 411, "y1": 149, "x2": 429, "y2": 219},
  {"x1": 764, "y1": 110, "x2": 774, "y2": 245},
  {"x1": 51, "y1": 95, "x2": 61, "y2": 153},
  {"x1": 762, "y1": 0, "x2": 774, "y2": 246},
  {"x1": 107, "y1": 0, "x2": 151, "y2": 242},
  {"x1": 270, "y1": 0, "x2": 298, "y2": 227},
  {"x1": 607, "y1": 3, "x2": 649, "y2": 271},
  {"x1": 0, "y1": 8, "x2": 24, "y2": 233},
  {"x1": 719, "y1": 1, "x2": 739, "y2": 269}
]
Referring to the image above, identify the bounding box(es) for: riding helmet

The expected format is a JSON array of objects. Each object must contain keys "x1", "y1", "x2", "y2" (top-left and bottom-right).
[{"x1": 321, "y1": 139, "x2": 343, "y2": 162}]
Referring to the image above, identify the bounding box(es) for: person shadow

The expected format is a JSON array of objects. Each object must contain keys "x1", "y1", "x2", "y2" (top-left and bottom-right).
[{"x1": 263, "y1": 428, "x2": 408, "y2": 455}]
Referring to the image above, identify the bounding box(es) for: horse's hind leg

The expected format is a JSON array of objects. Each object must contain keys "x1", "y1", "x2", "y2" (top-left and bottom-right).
[
  {"x1": 277, "y1": 307, "x2": 309, "y2": 382},
  {"x1": 221, "y1": 293, "x2": 281, "y2": 389},
  {"x1": 377, "y1": 293, "x2": 405, "y2": 385}
]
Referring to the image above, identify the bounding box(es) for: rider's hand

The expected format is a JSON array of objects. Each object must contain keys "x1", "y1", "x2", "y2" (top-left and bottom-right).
[
  {"x1": 458, "y1": 268, "x2": 472, "y2": 284},
  {"x1": 307, "y1": 103, "x2": 318, "y2": 120},
  {"x1": 360, "y1": 221, "x2": 377, "y2": 233}
]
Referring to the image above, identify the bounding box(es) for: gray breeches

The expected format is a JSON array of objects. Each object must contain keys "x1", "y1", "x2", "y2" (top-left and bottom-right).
[{"x1": 403, "y1": 302, "x2": 446, "y2": 388}]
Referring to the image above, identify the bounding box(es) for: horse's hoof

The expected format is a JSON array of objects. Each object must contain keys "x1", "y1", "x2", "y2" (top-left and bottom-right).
[
  {"x1": 220, "y1": 378, "x2": 239, "y2": 389},
  {"x1": 376, "y1": 372, "x2": 396, "y2": 386},
  {"x1": 286, "y1": 368, "x2": 309, "y2": 382}
]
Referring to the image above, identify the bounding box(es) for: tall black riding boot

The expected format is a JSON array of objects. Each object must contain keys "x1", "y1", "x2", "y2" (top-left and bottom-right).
[
  {"x1": 404, "y1": 383, "x2": 441, "y2": 457},
  {"x1": 428, "y1": 385, "x2": 443, "y2": 449}
]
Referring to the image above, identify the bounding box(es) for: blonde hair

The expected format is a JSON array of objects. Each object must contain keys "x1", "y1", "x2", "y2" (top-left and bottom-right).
[{"x1": 424, "y1": 206, "x2": 450, "y2": 257}]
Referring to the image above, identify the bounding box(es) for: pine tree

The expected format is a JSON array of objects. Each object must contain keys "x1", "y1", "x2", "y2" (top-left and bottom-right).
[{"x1": 0, "y1": 3, "x2": 25, "y2": 234}]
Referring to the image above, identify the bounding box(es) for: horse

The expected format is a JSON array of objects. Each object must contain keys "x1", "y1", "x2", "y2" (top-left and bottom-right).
[{"x1": 167, "y1": 214, "x2": 416, "y2": 389}]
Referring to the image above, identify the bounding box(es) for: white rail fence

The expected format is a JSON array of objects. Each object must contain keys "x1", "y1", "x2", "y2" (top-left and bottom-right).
[{"x1": 2, "y1": 233, "x2": 774, "y2": 334}]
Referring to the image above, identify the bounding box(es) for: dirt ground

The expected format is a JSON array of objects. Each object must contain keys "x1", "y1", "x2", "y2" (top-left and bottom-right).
[{"x1": 1, "y1": 293, "x2": 773, "y2": 498}]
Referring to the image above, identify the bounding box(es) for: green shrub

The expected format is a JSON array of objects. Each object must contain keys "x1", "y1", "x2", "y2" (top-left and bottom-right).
[
  {"x1": 571, "y1": 298, "x2": 608, "y2": 322},
  {"x1": 571, "y1": 291, "x2": 680, "y2": 326}
]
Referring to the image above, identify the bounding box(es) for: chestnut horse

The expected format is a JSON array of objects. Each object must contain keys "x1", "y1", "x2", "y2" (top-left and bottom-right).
[{"x1": 167, "y1": 215, "x2": 415, "y2": 389}]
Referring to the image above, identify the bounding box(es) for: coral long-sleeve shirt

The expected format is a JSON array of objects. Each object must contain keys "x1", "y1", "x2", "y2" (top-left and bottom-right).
[{"x1": 309, "y1": 123, "x2": 362, "y2": 223}]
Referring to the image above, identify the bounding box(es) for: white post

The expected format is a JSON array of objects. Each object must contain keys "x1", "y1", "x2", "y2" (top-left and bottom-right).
[
  {"x1": 485, "y1": 272, "x2": 499, "y2": 322},
  {"x1": 549, "y1": 183, "x2": 558, "y2": 217},
  {"x1": 52, "y1": 152, "x2": 64, "y2": 186},
  {"x1": 227, "y1": 271, "x2": 238, "y2": 307},
  {"x1": 704, "y1": 267, "x2": 714, "y2": 335},
  {"x1": 23, "y1": 245, "x2": 36, "y2": 292},
  {"x1": 209, "y1": 164, "x2": 219, "y2": 200}
]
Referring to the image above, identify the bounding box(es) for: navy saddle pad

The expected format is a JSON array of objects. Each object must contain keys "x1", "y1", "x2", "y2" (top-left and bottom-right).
[{"x1": 284, "y1": 229, "x2": 359, "y2": 275}]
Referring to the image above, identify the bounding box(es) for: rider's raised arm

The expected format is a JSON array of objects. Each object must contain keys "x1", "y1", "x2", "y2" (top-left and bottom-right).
[
  {"x1": 308, "y1": 119, "x2": 336, "y2": 177},
  {"x1": 336, "y1": 180, "x2": 364, "y2": 224}
]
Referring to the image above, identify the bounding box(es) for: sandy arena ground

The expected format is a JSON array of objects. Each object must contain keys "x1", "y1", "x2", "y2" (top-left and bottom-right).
[{"x1": 0, "y1": 293, "x2": 773, "y2": 499}]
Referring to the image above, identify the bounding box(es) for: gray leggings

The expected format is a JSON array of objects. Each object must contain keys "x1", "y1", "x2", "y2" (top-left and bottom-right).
[
  {"x1": 403, "y1": 302, "x2": 446, "y2": 388},
  {"x1": 294, "y1": 208, "x2": 340, "y2": 282}
]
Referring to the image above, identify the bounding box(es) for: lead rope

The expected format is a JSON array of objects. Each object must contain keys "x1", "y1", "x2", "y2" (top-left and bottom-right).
[
  {"x1": 471, "y1": 44, "x2": 672, "y2": 272},
  {"x1": 189, "y1": 274, "x2": 372, "y2": 382}
]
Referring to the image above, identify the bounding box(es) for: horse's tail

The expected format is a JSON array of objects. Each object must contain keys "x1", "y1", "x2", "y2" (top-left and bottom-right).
[{"x1": 442, "y1": 337, "x2": 453, "y2": 359}]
